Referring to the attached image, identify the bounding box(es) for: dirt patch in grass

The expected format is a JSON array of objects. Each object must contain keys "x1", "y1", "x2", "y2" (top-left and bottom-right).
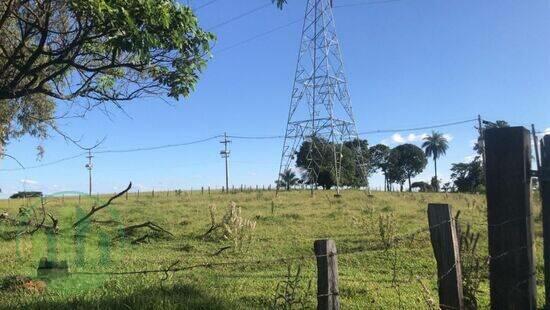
[{"x1": 1, "y1": 275, "x2": 46, "y2": 294}]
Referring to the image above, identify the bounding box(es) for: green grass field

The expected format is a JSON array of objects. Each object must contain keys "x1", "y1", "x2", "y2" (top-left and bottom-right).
[{"x1": 0, "y1": 189, "x2": 544, "y2": 309}]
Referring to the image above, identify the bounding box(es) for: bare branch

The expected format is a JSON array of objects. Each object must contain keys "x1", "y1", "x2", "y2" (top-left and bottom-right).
[{"x1": 73, "y1": 182, "x2": 132, "y2": 228}]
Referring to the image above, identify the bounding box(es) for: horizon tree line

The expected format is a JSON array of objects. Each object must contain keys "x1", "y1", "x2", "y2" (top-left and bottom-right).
[{"x1": 277, "y1": 122, "x2": 509, "y2": 193}]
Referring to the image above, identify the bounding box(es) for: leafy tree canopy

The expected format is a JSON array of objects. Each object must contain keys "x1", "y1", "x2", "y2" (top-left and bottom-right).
[
  {"x1": 450, "y1": 159, "x2": 484, "y2": 193},
  {"x1": 387, "y1": 143, "x2": 427, "y2": 191},
  {"x1": 295, "y1": 137, "x2": 369, "y2": 189},
  {"x1": 276, "y1": 169, "x2": 300, "y2": 191},
  {"x1": 369, "y1": 144, "x2": 390, "y2": 174},
  {"x1": 0, "y1": 0, "x2": 214, "y2": 147}
]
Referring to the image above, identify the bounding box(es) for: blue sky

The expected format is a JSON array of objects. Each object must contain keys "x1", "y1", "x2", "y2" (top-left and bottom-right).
[{"x1": 1, "y1": 0, "x2": 550, "y2": 197}]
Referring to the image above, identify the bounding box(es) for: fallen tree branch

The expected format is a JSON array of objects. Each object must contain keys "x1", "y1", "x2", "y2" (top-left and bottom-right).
[
  {"x1": 47, "y1": 213, "x2": 59, "y2": 233},
  {"x1": 18, "y1": 198, "x2": 47, "y2": 236},
  {"x1": 73, "y1": 183, "x2": 132, "y2": 228},
  {"x1": 212, "y1": 246, "x2": 232, "y2": 256},
  {"x1": 119, "y1": 221, "x2": 174, "y2": 237},
  {"x1": 131, "y1": 234, "x2": 150, "y2": 244}
]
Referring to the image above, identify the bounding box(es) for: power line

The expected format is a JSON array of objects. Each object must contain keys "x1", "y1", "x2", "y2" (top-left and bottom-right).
[
  {"x1": 195, "y1": 0, "x2": 224, "y2": 11},
  {"x1": 216, "y1": 18, "x2": 302, "y2": 54},
  {"x1": 0, "y1": 118, "x2": 478, "y2": 171},
  {"x1": 334, "y1": 0, "x2": 407, "y2": 9},
  {"x1": 358, "y1": 118, "x2": 478, "y2": 135},
  {"x1": 228, "y1": 118, "x2": 478, "y2": 140},
  {"x1": 208, "y1": 3, "x2": 272, "y2": 31},
  {"x1": 214, "y1": 0, "x2": 409, "y2": 53},
  {"x1": 0, "y1": 152, "x2": 87, "y2": 172},
  {"x1": 94, "y1": 135, "x2": 222, "y2": 154}
]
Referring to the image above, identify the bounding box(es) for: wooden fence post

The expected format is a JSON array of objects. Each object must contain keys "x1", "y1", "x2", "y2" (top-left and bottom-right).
[
  {"x1": 314, "y1": 239, "x2": 339, "y2": 310},
  {"x1": 125, "y1": 191, "x2": 128, "y2": 200},
  {"x1": 137, "y1": 190, "x2": 140, "y2": 199},
  {"x1": 485, "y1": 127, "x2": 536, "y2": 309},
  {"x1": 208, "y1": 186, "x2": 211, "y2": 195},
  {"x1": 540, "y1": 135, "x2": 550, "y2": 306},
  {"x1": 427, "y1": 203, "x2": 464, "y2": 310},
  {"x1": 152, "y1": 190, "x2": 154, "y2": 198}
]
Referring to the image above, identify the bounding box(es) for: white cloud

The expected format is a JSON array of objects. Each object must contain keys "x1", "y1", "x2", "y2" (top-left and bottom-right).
[
  {"x1": 391, "y1": 133, "x2": 405, "y2": 143},
  {"x1": 385, "y1": 132, "x2": 452, "y2": 146},
  {"x1": 443, "y1": 134, "x2": 454, "y2": 142},
  {"x1": 545, "y1": 128, "x2": 550, "y2": 134},
  {"x1": 20, "y1": 179, "x2": 38, "y2": 185}
]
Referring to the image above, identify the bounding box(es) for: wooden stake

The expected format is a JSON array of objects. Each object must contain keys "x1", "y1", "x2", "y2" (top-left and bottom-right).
[
  {"x1": 427, "y1": 203, "x2": 464, "y2": 309},
  {"x1": 485, "y1": 127, "x2": 536, "y2": 309},
  {"x1": 314, "y1": 239, "x2": 340, "y2": 310}
]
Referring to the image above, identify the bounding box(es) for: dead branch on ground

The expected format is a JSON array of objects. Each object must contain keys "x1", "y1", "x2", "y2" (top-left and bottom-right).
[{"x1": 73, "y1": 183, "x2": 132, "y2": 228}]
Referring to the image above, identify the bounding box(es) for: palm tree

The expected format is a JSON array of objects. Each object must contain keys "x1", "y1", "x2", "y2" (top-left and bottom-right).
[
  {"x1": 422, "y1": 131, "x2": 449, "y2": 188},
  {"x1": 277, "y1": 169, "x2": 300, "y2": 191}
]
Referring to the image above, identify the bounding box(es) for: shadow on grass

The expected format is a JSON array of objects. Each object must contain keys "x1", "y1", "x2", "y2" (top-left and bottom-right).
[{"x1": 4, "y1": 283, "x2": 238, "y2": 310}]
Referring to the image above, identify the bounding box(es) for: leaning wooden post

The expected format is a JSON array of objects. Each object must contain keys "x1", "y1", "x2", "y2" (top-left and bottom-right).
[
  {"x1": 485, "y1": 127, "x2": 536, "y2": 309},
  {"x1": 427, "y1": 203, "x2": 464, "y2": 310},
  {"x1": 314, "y1": 239, "x2": 339, "y2": 310},
  {"x1": 540, "y1": 135, "x2": 550, "y2": 306},
  {"x1": 125, "y1": 191, "x2": 128, "y2": 200}
]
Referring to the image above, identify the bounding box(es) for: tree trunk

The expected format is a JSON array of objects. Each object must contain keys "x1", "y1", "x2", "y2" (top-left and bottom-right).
[
  {"x1": 434, "y1": 156, "x2": 438, "y2": 181},
  {"x1": 408, "y1": 175, "x2": 412, "y2": 192}
]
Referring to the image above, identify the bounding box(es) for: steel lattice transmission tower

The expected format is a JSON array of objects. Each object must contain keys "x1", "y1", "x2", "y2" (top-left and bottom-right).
[{"x1": 277, "y1": 0, "x2": 368, "y2": 195}]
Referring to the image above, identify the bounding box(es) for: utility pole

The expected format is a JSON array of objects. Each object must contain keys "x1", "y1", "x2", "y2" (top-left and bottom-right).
[
  {"x1": 85, "y1": 150, "x2": 93, "y2": 196},
  {"x1": 477, "y1": 115, "x2": 485, "y2": 166},
  {"x1": 220, "y1": 133, "x2": 231, "y2": 193}
]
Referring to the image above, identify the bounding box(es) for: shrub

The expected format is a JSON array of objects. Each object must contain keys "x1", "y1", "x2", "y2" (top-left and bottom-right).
[{"x1": 205, "y1": 202, "x2": 257, "y2": 252}]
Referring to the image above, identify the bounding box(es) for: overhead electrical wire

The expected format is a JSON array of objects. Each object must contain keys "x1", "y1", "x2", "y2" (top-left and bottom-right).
[
  {"x1": 0, "y1": 152, "x2": 88, "y2": 172},
  {"x1": 334, "y1": 0, "x2": 407, "y2": 9},
  {"x1": 216, "y1": 18, "x2": 303, "y2": 54},
  {"x1": 228, "y1": 118, "x2": 478, "y2": 140},
  {"x1": 0, "y1": 117, "x2": 481, "y2": 171},
  {"x1": 94, "y1": 135, "x2": 222, "y2": 154},
  {"x1": 214, "y1": 0, "x2": 409, "y2": 53},
  {"x1": 357, "y1": 118, "x2": 478, "y2": 135},
  {"x1": 208, "y1": 3, "x2": 272, "y2": 31},
  {"x1": 194, "y1": 0, "x2": 224, "y2": 11}
]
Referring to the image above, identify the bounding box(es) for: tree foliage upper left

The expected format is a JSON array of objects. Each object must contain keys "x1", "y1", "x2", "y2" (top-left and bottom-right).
[{"x1": 0, "y1": 0, "x2": 214, "y2": 146}]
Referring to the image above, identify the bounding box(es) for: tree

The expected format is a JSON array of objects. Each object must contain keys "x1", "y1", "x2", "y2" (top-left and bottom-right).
[
  {"x1": 343, "y1": 139, "x2": 369, "y2": 188},
  {"x1": 276, "y1": 169, "x2": 300, "y2": 191},
  {"x1": 410, "y1": 181, "x2": 434, "y2": 192},
  {"x1": 0, "y1": 0, "x2": 214, "y2": 148},
  {"x1": 422, "y1": 131, "x2": 449, "y2": 190},
  {"x1": 369, "y1": 144, "x2": 391, "y2": 191},
  {"x1": 295, "y1": 137, "x2": 369, "y2": 190},
  {"x1": 450, "y1": 159, "x2": 484, "y2": 193},
  {"x1": 388, "y1": 144, "x2": 427, "y2": 192},
  {"x1": 295, "y1": 137, "x2": 334, "y2": 189},
  {"x1": 386, "y1": 152, "x2": 407, "y2": 192}
]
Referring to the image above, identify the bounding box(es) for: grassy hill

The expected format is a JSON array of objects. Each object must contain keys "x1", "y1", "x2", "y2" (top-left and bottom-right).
[{"x1": 0, "y1": 189, "x2": 544, "y2": 309}]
